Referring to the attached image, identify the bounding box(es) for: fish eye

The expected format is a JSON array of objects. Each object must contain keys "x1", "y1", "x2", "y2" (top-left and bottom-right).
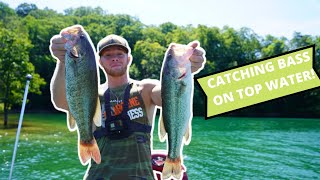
[{"x1": 80, "y1": 35, "x2": 85, "y2": 39}]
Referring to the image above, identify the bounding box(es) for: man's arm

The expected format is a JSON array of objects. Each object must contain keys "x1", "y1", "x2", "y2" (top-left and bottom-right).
[
  {"x1": 151, "y1": 82, "x2": 162, "y2": 107},
  {"x1": 49, "y1": 35, "x2": 68, "y2": 110}
]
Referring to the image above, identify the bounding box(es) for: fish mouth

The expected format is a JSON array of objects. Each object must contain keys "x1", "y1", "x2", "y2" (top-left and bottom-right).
[
  {"x1": 66, "y1": 45, "x2": 80, "y2": 59},
  {"x1": 68, "y1": 49, "x2": 79, "y2": 58}
]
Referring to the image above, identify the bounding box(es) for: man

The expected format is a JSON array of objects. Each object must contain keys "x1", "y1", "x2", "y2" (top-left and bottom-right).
[{"x1": 50, "y1": 30, "x2": 206, "y2": 179}]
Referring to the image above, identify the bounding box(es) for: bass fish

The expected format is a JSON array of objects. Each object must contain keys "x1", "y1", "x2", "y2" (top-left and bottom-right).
[
  {"x1": 159, "y1": 42, "x2": 199, "y2": 179},
  {"x1": 61, "y1": 25, "x2": 101, "y2": 165}
]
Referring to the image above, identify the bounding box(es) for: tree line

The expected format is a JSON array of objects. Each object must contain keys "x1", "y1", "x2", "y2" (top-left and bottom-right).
[{"x1": 1, "y1": 2, "x2": 320, "y2": 125}]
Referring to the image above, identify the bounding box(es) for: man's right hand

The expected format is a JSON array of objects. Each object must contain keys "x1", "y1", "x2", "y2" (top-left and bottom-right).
[{"x1": 49, "y1": 35, "x2": 67, "y2": 62}]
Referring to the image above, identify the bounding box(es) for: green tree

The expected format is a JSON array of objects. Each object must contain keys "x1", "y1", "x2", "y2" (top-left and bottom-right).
[
  {"x1": 285, "y1": 33, "x2": 320, "y2": 116},
  {"x1": 193, "y1": 25, "x2": 221, "y2": 74},
  {"x1": 290, "y1": 32, "x2": 314, "y2": 49},
  {"x1": 0, "y1": 2, "x2": 15, "y2": 19},
  {"x1": 238, "y1": 27, "x2": 262, "y2": 62},
  {"x1": 141, "y1": 26, "x2": 166, "y2": 46},
  {"x1": 20, "y1": 10, "x2": 74, "y2": 110},
  {"x1": 159, "y1": 22, "x2": 178, "y2": 34},
  {"x1": 165, "y1": 25, "x2": 194, "y2": 45},
  {"x1": 132, "y1": 41, "x2": 166, "y2": 79},
  {"x1": 15, "y1": 3, "x2": 38, "y2": 17},
  {"x1": 28, "y1": 7, "x2": 62, "y2": 19},
  {"x1": 261, "y1": 35, "x2": 289, "y2": 58},
  {"x1": 191, "y1": 25, "x2": 220, "y2": 115},
  {"x1": 1, "y1": 4, "x2": 319, "y2": 117},
  {"x1": 0, "y1": 27, "x2": 46, "y2": 126},
  {"x1": 314, "y1": 36, "x2": 320, "y2": 75},
  {"x1": 64, "y1": 6, "x2": 106, "y2": 16},
  {"x1": 120, "y1": 23, "x2": 144, "y2": 49},
  {"x1": 0, "y1": 2, "x2": 20, "y2": 30},
  {"x1": 110, "y1": 14, "x2": 141, "y2": 35}
]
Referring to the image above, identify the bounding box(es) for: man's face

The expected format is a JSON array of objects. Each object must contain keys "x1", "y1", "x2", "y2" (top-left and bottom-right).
[{"x1": 99, "y1": 46, "x2": 130, "y2": 77}]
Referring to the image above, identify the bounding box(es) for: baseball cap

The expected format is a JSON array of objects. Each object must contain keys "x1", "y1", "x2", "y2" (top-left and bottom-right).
[{"x1": 97, "y1": 34, "x2": 130, "y2": 55}]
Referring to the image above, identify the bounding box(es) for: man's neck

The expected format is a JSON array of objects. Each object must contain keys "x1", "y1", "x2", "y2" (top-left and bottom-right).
[{"x1": 107, "y1": 74, "x2": 129, "y2": 88}]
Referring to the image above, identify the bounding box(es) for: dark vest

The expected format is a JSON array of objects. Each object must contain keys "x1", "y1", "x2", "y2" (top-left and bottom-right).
[
  {"x1": 86, "y1": 81, "x2": 155, "y2": 180},
  {"x1": 94, "y1": 82, "x2": 151, "y2": 140}
]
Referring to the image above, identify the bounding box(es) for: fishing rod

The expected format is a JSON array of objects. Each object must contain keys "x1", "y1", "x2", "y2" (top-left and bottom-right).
[{"x1": 8, "y1": 74, "x2": 32, "y2": 180}]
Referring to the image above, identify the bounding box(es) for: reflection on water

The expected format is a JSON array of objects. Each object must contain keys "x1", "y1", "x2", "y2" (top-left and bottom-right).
[
  {"x1": 1, "y1": 117, "x2": 319, "y2": 179},
  {"x1": 153, "y1": 117, "x2": 320, "y2": 179}
]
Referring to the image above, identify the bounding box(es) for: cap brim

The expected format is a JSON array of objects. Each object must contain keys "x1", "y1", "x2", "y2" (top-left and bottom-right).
[{"x1": 99, "y1": 44, "x2": 129, "y2": 55}]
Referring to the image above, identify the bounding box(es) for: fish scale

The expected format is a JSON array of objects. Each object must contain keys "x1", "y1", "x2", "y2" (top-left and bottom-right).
[
  {"x1": 160, "y1": 43, "x2": 195, "y2": 179},
  {"x1": 62, "y1": 25, "x2": 101, "y2": 165},
  {"x1": 162, "y1": 76, "x2": 191, "y2": 159},
  {"x1": 65, "y1": 34, "x2": 97, "y2": 142}
]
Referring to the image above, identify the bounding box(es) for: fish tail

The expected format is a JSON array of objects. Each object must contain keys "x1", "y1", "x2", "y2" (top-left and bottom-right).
[
  {"x1": 162, "y1": 157, "x2": 182, "y2": 180},
  {"x1": 79, "y1": 138, "x2": 101, "y2": 165}
]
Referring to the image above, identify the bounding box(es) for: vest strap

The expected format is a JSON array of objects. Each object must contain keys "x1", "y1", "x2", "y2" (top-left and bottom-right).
[{"x1": 94, "y1": 83, "x2": 151, "y2": 140}]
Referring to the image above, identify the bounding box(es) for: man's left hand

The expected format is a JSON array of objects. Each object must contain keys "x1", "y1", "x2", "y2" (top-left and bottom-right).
[{"x1": 187, "y1": 41, "x2": 206, "y2": 74}]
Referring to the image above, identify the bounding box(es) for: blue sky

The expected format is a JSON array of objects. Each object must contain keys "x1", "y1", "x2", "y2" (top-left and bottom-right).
[{"x1": 2, "y1": 0, "x2": 320, "y2": 39}]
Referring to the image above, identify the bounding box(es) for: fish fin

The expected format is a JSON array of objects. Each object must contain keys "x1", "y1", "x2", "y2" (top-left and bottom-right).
[
  {"x1": 67, "y1": 111, "x2": 77, "y2": 131},
  {"x1": 181, "y1": 80, "x2": 187, "y2": 86},
  {"x1": 184, "y1": 123, "x2": 191, "y2": 145},
  {"x1": 162, "y1": 157, "x2": 183, "y2": 180},
  {"x1": 93, "y1": 97, "x2": 102, "y2": 127},
  {"x1": 159, "y1": 113, "x2": 167, "y2": 142},
  {"x1": 92, "y1": 124, "x2": 97, "y2": 132},
  {"x1": 79, "y1": 138, "x2": 101, "y2": 165},
  {"x1": 179, "y1": 81, "x2": 187, "y2": 93}
]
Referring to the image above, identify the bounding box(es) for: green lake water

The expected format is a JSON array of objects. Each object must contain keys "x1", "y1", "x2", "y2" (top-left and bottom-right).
[{"x1": 1, "y1": 114, "x2": 319, "y2": 179}]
